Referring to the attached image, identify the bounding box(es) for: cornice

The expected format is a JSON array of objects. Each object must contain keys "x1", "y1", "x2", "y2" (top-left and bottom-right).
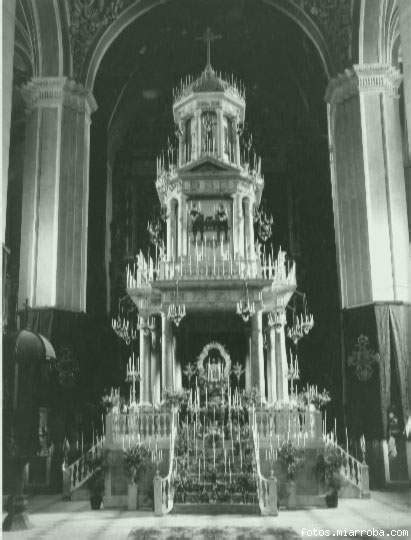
[{"x1": 22, "y1": 77, "x2": 98, "y2": 114}]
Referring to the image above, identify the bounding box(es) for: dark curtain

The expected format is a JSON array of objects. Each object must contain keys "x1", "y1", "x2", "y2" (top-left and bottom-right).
[{"x1": 343, "y1": 303, "x2": 411, "y2": 439}]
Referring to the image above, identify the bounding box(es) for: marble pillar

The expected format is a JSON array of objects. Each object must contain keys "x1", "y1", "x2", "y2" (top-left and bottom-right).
[
  {"x1": 195, "y1": 110, "x2": 201, "y2": 160},
  {"x1": 275, "y1": 325, "x2": 288, "y2": 402},
  {"x1": 243, "y1": 198, "x2": 251, "y2": 259},
  {"x1": 354, "y1": 64, "x2": 409, "y2": 302},
  {"x1": 267, "y1": 325, "x2": 277, "y2": 403},
  {"x1": 139, "y1": 322, "x2": 151, "y2": 404},
  {"x1": 399, "y1": 0, "x2": 411, "y2": 162},
  {"x1": 18, "y1": 77, "x2": 96, "y2": 310},
  {"x1": 245, "y1": 328, "x2": 251, "y2": 392},
  {"x1": 151, "y1": 318, "x2": 161, "y2": 404},
  {"x1": 251, "y1": 311, "x2": 265, "y2": 399},
  {"x1": 161, "y1": 312, "x2": 173, "y2": 395},
  {"x1": 326, "y1": 66, "x2": 410, "y2": 306},
  {"x1": 2, "y1": 0, "x2": 16, "y2": 245},
  {"x1": 217, "y1": 108, "x2": 224, "y2": 159},
  {"x1": 173, "y1": 333, "x2": 182, "y2": 391}
]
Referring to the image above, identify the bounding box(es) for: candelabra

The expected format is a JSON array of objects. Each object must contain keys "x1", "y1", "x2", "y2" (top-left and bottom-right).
[
  {"x1": 288, "y1": 354, "x2": 300, "y2": 397},
  {"x1": 126, "y1": 354, "x2": 140, "y2": 407},
  {"x1": 137, "y1": 316, "x2": 156, "y2": 336},
  {"x1": 236, "y1": 281, "x2": 255, "y2": 322},
  {"x1": 167, "y1": 280, "x2": 186, "y2": 326},
  {"x1": 112, "y1": 315, "x2": 138, "y2": 345},
  {"x1": 300, "y1": 313, "x2": 314, "y2": 334},
  {"x1": 267, "y1": 308, "x2": 286, "y2": 333},
  {"x1": 287, "y1": 320, "x2": 304, "y2": 344}
]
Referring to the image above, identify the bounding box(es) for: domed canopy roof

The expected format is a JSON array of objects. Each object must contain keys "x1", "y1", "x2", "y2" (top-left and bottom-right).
[{"x1": 173, "y1": 64, "x2": 245, "y2": 104}]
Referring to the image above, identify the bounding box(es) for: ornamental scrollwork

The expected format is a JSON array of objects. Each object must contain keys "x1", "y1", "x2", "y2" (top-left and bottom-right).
[
  {"x1": 69, "y1": 0, "x2": 132, "y2": 80},
  {"x1": 347, "y1": 335, "x2": 379, "y2": 382}
]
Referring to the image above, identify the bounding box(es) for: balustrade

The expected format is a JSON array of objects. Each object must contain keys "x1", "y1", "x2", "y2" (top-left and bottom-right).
[
  {"x1": 251, "y1": 423, "x2": 278, "y2": 515},
  {"x1": 154, "y1": 426, "x2": 177, "y2": 515},
  {"x1": 106, "y1": 411, "x2": 173, "y2": 446},
  {"x1": 126, "y1": 250, "x2": 296, "y2": 288},
  {"x1": 252, "y1": 408, "x2": 323, "y2": 445},
  {"x1": 62, "y1": 437, "x2": 105, "y2": 497},
  {"x1": 332, "y1": 443, "x2": 370, "y2": 497}
]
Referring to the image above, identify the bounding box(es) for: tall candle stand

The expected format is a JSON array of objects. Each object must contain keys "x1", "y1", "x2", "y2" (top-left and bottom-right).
[{"x1": 126, "y1": 355, "x2": 141, "y2": 408}]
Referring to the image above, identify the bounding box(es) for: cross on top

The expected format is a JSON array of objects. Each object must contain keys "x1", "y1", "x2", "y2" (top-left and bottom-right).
[{"x1": 196, "y1": 27, "x2": 222, "y2": 67}]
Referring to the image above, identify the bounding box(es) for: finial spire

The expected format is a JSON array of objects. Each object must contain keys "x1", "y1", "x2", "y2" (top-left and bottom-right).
[{"x1": 196, "y1": 27, "x2": 221, "y2": 68}]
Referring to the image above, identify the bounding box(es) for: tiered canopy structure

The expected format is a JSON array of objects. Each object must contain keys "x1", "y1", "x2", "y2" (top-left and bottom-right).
[{"x1": 126, "y1": 40, "x2": 297, "y2": 406}]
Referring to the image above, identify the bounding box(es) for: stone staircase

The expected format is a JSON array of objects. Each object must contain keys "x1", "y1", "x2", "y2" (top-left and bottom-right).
[
  {"x1": 62, "y1": 436, "x2": 105, "y2": 499},
  {"x1": 169, "y1": 420, "x2": 260, "y2": 514}
]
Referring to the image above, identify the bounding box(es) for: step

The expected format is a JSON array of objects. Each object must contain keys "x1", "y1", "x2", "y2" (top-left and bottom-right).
[{"x1": 173, "y1": 503, "x2": 260, "y2": 515}]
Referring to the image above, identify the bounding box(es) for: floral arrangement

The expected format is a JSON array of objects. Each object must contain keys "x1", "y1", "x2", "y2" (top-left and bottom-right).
[
  {"x1": 316, "y1": 444, "x2": 345, "y2": 491},
  {"x1": 298, "y1": 388, "x2": 331, "y2": 410},
  {"x1": 123, "y1": 444, "x2": 152, "y2": 484},
  {"x1": 162, "y1": 388, "x2": 189, "y2": 409},
  {"x1": 277, "y1": 440, "x2": 304, "y2": 481}
]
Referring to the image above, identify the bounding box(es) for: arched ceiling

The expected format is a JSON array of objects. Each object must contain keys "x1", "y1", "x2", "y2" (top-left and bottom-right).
[
  {"x1": 95, "y1": 0, "x2": 329, "y2": 168},
  {"x1": 69, "y1": 0, "x2": 353, "y2": 88}
]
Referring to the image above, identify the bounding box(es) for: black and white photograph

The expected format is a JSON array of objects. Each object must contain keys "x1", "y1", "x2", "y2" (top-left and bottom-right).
[{"x1": 1, "y1": 0, "x2": 411, "y2": 538}]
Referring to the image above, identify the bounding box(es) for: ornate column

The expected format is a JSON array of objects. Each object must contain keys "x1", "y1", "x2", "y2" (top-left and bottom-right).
[
  {"x1": 326, "y1": 66, "x2": 409, "y2": 306},
  {"x1": 173, "y1": 332, "x2": 182, "y2": 391},
  {"x1": 275, "y1": 325, "x2": 288, "y2": 402},
  {"x1": 244, "y1": 326, "x2": 251, "y2": 391},
  {"x1": 194, "y1": 110, "x2": 201, "y2": 160},
  {"x1": 166, "y1": 198, "x2": 172, "y2": 261},
  {"x1": 266, "y1": 322, "x2": 277, "y2": 404},
  {"x1": 151, "y1": 317, "x2": 161, "y2": 405},
  {"x1": 161, "y1": 312, "x2": 173, "y2": 395},
  {"x1": 217, "y1": 108, "x2": 224, "y2": 159},
  {"x1": 251, "y1": 310, "x2": 265, "y2": 399},
  {"x1": 18, "y1": 77, "x2": 97, "y2": 310},
  {"x1": 2, "y1": 0, "x2": 16, "y2": 244},
  {"x1": 243, "y1": 197, "x2": 251, "y2": 259},
  {"x1": 177, "y1": 194, "x2": 183, "y2": 259},
  {"x1": 139, "y1": 320, "x2": 151, "y2": 404}
]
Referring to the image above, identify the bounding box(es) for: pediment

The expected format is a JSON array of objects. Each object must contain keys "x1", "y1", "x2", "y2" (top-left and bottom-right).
[{"x1": 185, "y1": 157, "x2": 238, "y2": 174}]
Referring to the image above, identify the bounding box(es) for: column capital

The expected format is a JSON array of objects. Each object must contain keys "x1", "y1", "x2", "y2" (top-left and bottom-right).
[
  {"x1": 325, "y1": 64, "x2": 403, "y2": 105},
  {"x1": 22, "y1": 77, "x2": 97, "y2": 115},
  {"x1": 353, "y1": 64, "x2": 402, "y2": 98}
]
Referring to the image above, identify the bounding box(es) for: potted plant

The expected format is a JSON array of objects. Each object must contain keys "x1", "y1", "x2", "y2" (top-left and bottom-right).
[
  {"x1": 86, "y1": 451, "x2": 106, "y2": 510},
  {"x1": 277, "y1": 441, "x2": 304, "y2": 509},
  {"x1": 123, "y1": 444, "x2": 152, "y2": 510},
  {"x1": 316, "y1": 445, "x2": 345, "y2": 508}
]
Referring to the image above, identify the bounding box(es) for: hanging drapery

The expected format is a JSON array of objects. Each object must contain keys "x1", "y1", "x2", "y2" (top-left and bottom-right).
[
  {"x1": 374, "y1": 304, "x2": 391, "y2": 436},
  {"x1": 388, "y1": 305, "x2": 411, "y2": 424},
  {"x1": 343, "y1": 302, "x2": 411, "y2": 439}
]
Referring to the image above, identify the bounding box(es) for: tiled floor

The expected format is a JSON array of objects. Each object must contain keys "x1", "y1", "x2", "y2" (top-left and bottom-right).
[{"x1": 2, "y1": 490, "x2": 411, "y2": 540}]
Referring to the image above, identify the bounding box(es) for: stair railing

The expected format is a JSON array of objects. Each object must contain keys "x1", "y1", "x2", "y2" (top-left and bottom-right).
[
  {"x1": 250, "y1": 414, "x2": 278, "y2": 515},
  {"x1": 154, "y1": 412, "x2": 177, "y2": 515},
  {"x1": 62, "y1": 436, "x2": 105, "y2": 498},
  {"x1": 323, "y1": 436, "x2": 370, "y2": 498}
]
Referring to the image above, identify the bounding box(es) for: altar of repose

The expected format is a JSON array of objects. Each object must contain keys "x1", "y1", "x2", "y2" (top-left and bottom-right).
[{"x1": 125, "y1": 56, "x2": 296, "y2": 406}]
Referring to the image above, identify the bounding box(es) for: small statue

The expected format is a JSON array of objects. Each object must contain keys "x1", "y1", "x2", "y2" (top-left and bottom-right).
[{"x1": 215, "y1": 203, "x2": 228, "y2": 242}]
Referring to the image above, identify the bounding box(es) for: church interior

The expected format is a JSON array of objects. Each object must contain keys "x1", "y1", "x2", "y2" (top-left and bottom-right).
[{"x1": 2, "y1": 0, "x2": 411, "y2": 535}]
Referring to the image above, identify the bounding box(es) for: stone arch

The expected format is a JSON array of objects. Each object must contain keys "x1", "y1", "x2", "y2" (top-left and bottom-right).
[
  {"x1": 358, "y1": 0, "x2": 400, "y2": 65},
  {"x1": 16, "y1": 0, "x2": 71, "y2": 79},
  {"x1": 83, "y1": 0, "x2": 334, "y2": 91}
]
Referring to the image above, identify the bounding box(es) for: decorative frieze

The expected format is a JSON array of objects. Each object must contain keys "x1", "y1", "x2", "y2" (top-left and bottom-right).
[
  {"x1": 325, "y1": 64, "x2": 403, "y2": 105},
  {"x1": 354, "y1": 64, "x2": 402, "y2": 98},
  {"x1": 22, "y1": 77, "x2": 97, "y2": 114}
]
